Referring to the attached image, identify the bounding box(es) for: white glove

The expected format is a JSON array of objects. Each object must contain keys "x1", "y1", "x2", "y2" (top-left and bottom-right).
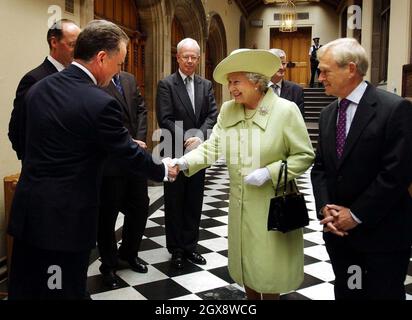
[
  {"x1": 171, "y1": 157, "x2": 189, "y2": 171},
  {"x1": 244, "y1": 168, "x2": 271, "y2": 187}
]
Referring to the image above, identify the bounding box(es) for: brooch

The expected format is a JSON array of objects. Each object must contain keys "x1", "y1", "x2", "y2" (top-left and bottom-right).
[{"x1": 258, "y1": 106, "x2": 268, "y2": 116}]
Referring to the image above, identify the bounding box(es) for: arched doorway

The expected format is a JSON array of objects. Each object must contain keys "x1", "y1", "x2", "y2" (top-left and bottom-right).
[
  {"x1": 206, "y1": 13, "x2": 227, "y2": 108},
  {"x1": 133, "y1": 0, "x2": 208, "y2": 150}
]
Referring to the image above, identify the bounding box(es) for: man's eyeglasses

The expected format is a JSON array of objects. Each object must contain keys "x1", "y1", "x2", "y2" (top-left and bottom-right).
[{"x1": 180, "y1": 55, "x2": 199, "y2": 62}]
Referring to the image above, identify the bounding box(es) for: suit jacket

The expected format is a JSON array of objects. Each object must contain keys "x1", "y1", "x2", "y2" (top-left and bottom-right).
[
  {"x1": 8, "y1": 64, "x2": 165, "y2": 252},
  {"x1": 280, "y1": 80, "x2": 305, "y2": 117},
  {"x1": 311, "y1": 83, "x2": 412, "y2": 252},
  {"x1": 9, "y1": 58, "x2": 58, "y2": 160},
  {"x1": 156, "y1": 71, "x2": 218, "y2": 157},
  {"x1": 102, "y1": 71, "x2": 147, "y2": 176}
]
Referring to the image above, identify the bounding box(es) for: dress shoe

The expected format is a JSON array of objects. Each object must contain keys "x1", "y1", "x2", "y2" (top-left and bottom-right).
[
  {"x1": 101, "y1": 270, "x2": 120, "y2": 290},
  {"x1": 186, "y1": 251, "x2": 206, "y2": 265},
  {"x1": 119, "y1": 256, "x2": 148, "y2": 273},
  {"x1": 171, "y1": 252, "x2": 185, "y2": 269}
]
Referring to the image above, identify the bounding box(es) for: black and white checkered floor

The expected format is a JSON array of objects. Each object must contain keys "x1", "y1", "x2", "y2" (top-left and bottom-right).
[{"x1": 86, "y1": 160, "x2": 412, "y2": 300}]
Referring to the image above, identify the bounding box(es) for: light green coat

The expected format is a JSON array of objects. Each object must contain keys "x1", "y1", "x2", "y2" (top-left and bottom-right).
[{"x1": 183, "y1": 89, "x2": 315, "y2": 293}]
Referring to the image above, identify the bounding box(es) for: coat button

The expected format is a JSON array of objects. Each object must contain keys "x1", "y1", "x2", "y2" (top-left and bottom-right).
[{"x1": 337, "y1": 176, "x2": 343, "y2": 182}]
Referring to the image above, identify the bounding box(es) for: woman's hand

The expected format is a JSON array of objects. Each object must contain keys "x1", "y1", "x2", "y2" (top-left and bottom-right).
[{"x1": 244, "y1": 168, "x2": 271, "y2": 186}]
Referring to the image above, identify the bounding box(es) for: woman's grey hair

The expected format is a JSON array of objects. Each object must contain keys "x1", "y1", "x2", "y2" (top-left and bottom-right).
[
  {"x1": 74, "y1": 19, "x2": 129, "y2": 62},
  {"x1": 244, "y1": 73, "x2": 270, "y2": 93},
  {"x1": 317, "y1": 38, "x2": 369, "y2": 76},
  {"x1": 177, "y1": 38, "x2": 200, "y2": 55}
]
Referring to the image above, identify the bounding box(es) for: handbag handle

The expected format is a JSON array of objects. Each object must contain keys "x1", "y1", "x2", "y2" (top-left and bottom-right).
[
  {"x1": 274, "y1": 160, "x2": 294, "y2": 197},
  {"x1": 275, "y1": 160, "x2": 288, "y2": 197}
]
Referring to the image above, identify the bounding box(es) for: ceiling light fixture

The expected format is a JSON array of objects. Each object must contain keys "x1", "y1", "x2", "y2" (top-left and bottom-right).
[{"x1": 279, "y1": 0, "x2": 297, "y2": 32}]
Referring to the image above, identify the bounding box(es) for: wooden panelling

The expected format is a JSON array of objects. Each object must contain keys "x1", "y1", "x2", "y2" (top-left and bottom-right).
[
  {"x1": 94, "y1": 0, "x2": 139, "y2": 30},
  {"x1": 4, "y1": 173, "x2": 20, "y2": 279},
  {"x1": 402, "y1": 64, "x2": 412, "y2": 98}
]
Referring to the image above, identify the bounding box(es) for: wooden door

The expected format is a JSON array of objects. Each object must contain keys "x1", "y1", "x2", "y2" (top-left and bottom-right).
[{"x1": 270, "y1": 27, "x2": 311, "y2": 87}]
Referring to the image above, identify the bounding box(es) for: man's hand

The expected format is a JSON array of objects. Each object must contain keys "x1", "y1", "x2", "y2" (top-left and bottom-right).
[
  {"x1": 244, "y1": 168, "x2": 271, "y2": 187},
  {"x1": 162, "y1": 157, "x2": 179, "y2": 182},
  {"x1": 184, "y1": 137, "x2": 202, "y2": 151},
  {"x1": 133, "y1": 139, "x2": 147, "y2": 149},
  {"x1": 320, "y1": 204, "x2": 358, "y2": 237}
]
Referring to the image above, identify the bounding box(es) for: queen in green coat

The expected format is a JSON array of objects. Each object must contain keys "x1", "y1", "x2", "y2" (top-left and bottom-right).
[{"x1": 175, "y1": 49, "x2": 315, "y2": 299}]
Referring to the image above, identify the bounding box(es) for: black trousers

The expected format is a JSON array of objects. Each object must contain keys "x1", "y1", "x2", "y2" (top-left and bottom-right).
[
  {"x1": 164, "y1": 169, "x2": 206, "y2": 254},
  {"x1": 310, "y1": 61, "x2": 320, "y2": 87},
  {"x1": 97, "y1": 175, "x2": 149, "y2": 273},
  {"x1": 8, "y1": 239, "x2": 90, "y2": 300},
  {"x1": 325, "y1": 234, "x2": 410, "y2": 300}
]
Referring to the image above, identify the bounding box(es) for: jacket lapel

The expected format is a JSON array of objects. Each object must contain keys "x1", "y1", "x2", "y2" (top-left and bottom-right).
[
  {"x1": 173, "y1": 72, "x2": 196, "y2": 123},
  {"x1": 338, "y1": 85, "x2": 377, "y2": 167},
  {"x1": 194, "y1": 75, "x2": 203, "y2": 122},
  {"x1": 280, "y1": 80, "x2": 289, "y2": 99},
  {"x1": 324, "y1": 100, "x2": 339, "y2": 168},
  {"x1": 106, "y1": 81, "x2": 131, "y2": 120}
]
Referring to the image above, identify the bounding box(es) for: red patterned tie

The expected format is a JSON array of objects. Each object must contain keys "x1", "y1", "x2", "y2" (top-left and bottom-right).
[{"x1": 336, "y1": 99, "x2": 350, "y2": 159}]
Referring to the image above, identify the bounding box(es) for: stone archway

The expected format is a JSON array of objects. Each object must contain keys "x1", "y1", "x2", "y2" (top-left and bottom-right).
[
  {"x1": 135, "y1": 0, "x2": 208, "y2": 150},
  {"x1": 206, "y1": 13, "x2": 227, "y2": 108},
  {"x1": 172, "y1": 0, "x2": 208, "y2": 75}
]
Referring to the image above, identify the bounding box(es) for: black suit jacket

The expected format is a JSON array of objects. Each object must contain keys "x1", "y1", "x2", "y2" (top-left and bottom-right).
[
  {"x1": 102, "y1": 71, "x2": 147, "y2": 176},
  {"x1": 311, "y1": 84, "x2": 412, "y2": 252},
  {"x1": 8, "y1": 64, "x2": 165, "y2": 252},
  {"x1": 156, "y1": 71, "x2": 218, "y2": 157},
  {"x1": 280, "y1": 80, "x2": 305, "y2": 117},
  {"x1": 9, "y1": 58, "x2": 58, "y2": 160}
]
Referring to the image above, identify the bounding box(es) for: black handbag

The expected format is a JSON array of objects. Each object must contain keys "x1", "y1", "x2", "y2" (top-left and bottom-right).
[{"x1": 267, "y1": 161, "x2": 309, "y2": 233}]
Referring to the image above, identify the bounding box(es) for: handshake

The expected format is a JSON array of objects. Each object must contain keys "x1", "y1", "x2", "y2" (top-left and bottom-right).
[{"x1": 161, "y1": 157, "x2": 189, "y2": 182}]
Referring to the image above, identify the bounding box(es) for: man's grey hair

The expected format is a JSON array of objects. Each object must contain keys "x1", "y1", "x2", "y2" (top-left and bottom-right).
[
  {"x1": 317, "y1": 38, "x2": 369, "y2": 76},
  {"x1": 269, "y1": 48, "x2": 286, "y2": 59},
  {"x1": 177, "y1": 38, "x2": 200, "y2": 55},
  {"x1": 74, "y1": 19, "x2": 129, "y2": 62},
  {"x1": 245, "y1": 73, "x2": 269, "y2": 93}
]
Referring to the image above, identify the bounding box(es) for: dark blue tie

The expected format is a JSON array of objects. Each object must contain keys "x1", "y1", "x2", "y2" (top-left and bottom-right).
[{"x1": 113, "y1": 74, "x2": 124, "y2": 96}]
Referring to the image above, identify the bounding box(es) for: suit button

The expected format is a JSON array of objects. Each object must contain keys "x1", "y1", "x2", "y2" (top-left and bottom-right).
[{"x1": 337, "y1": 176, "x2": 343, "y2": 182}]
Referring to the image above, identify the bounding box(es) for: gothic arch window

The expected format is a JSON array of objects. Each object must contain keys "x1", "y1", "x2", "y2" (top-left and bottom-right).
[
  {"x1": 206, "y1": 13, "x2": 227, "y2": 108},
  {"x1": 371, "y1": 0, "x2": 390, "y2": 85},
  {"x1": 171, "y1": 17, "x2": 185, "y2": 73},
  {"x1": 239, "y1": 16, "x2": 246, "y2": 48}
]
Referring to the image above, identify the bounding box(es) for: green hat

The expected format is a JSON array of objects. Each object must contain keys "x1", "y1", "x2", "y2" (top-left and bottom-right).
[{"x1": 213, "y1": 49, "x2": 281, "y2": 85}]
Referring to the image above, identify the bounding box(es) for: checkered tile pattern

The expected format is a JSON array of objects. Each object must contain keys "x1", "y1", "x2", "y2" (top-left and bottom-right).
[{"x1": 86, "y1": 160, "x2": 412, "y2": 300}]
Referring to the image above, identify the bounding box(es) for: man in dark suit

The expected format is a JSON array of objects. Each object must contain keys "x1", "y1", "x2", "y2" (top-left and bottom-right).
[
  {"x1": 7, "y1": 20, "x2": 178, "y2": 300},
  {"x1": 97, "y1": 71, "x2": 150, "y2": 289},
  {"x1": 8, "y1": 19, "x2": 80, "y2": 160},
  {"x1": 311, "y1": 38, "x2": 412, "y2": 300},
  {"x1": 309, "y1": 37, "x2": 322, "y2": 88},
  {"x1": 156, "y1": 38, "x2": 218, "y2": 269},
  {"x1": 269, "y1": 48, "x2": 305, "y2": 117}
]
